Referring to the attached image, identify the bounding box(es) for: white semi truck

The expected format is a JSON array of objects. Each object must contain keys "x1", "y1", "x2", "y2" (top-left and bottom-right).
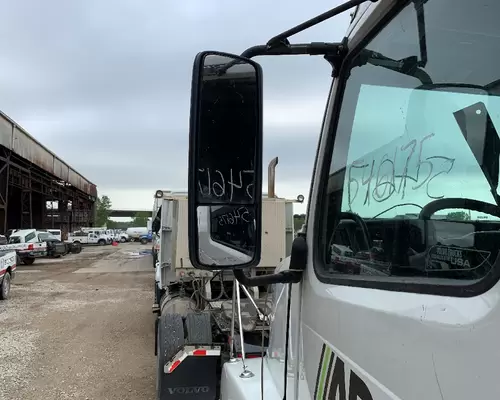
[
  {"x1": 151, "y1": 168, "x2": 298, "y2": 307},
  {"x1": 156, "y1": 0, "x2": 499, "y2": 399}
]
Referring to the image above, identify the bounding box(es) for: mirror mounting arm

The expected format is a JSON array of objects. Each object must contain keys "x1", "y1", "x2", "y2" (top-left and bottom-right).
[
  {"x1": 233, "y1": 235, "x2": 308, "y2": 286},
  {"x1": 241, "y1": 42, "x2": 348, "y2": 77},
  {"x1": 238, "y1": 0, "x2": 380, "y2": 75}
]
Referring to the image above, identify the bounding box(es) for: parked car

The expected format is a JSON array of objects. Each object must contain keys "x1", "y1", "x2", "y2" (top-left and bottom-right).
[
  {"x1": 38, "y1": 232, "x2": 82, "y2": 257},
  {"x1": 0, "y1": 250, "x2": 17, "y2": 300}
]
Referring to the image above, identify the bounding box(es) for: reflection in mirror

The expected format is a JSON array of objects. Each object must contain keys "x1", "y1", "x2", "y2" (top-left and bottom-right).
[
  {"x1": 196, "y1": 205, "x2": 256, "y2": 267},
  {"x1": 196, "y1": 53, "x2": 260, "y2": 205}
]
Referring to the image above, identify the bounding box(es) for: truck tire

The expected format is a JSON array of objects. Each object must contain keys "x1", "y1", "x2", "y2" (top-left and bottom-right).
[
  {"x1": 140, "y1": 237, "x2": 148, "y2": 245},
  {"x1": 98, "y1": 239, "x2": 106, "y2": 246},
  {"x1": 157, "y1": 313, "x2": 185, "y2": 399},
  {"x1": 23, "y1": 258, "x2": 35, "y2": 265},
  {"x1": 72, "y1": 243, "x2": 83, "y2": 254},
  {"x1": 120, "y1": 237, "x2": 126, "y2": 243},
  {"x1": 185, "y1": 312, "x2": 212, "y2": 345},
  {"x1": 0, "y1": 271, "x2": 11, "y2": 300}
]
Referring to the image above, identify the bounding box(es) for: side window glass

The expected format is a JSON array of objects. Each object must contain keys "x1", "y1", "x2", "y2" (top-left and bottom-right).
[
  {"x1": 25, "y1": 232, "x2": 36, "y2": 242},
  {"x1": 320, "y1": 0, "x2": 500, "y2": 289}
]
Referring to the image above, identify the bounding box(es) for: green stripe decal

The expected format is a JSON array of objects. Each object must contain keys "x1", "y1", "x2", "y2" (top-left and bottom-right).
[{"x1": 316, "y1": 346, "x2": 332, "y2": 400}]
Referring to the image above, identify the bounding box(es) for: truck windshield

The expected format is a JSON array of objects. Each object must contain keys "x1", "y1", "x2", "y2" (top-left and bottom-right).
[{"x1": 320, "y1": 0, "x2": 500, "y2": 284}]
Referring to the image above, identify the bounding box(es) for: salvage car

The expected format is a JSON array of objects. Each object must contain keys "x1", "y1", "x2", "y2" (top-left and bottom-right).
[{"x1": 37, "y1": 232, "x2": 82, "y2": 257}]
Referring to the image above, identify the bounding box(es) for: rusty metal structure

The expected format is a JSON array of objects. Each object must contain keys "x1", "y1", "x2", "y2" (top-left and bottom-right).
[{"x1": 0, "y1": 111, "x2": 97, "y2": 235}]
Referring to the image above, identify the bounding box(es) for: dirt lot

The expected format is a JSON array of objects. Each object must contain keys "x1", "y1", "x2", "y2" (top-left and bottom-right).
[{"x1": 0, "y1": 242, "x2": 156, "y2": 400}]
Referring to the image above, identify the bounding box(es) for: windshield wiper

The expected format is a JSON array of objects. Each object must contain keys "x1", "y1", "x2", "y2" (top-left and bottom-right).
[
  {"x1": 352, "y1": 49, "x2": 433, "y2": 84},
  {"x1": 350, "y1": 0, "x2": 430, "y2": 83}
]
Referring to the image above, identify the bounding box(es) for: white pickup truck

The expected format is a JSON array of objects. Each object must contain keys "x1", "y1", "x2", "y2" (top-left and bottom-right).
[
  {"x1": 0, "y1": 229, "x2": 48, "y2": 265},
  {"x1": 66, "y1": 231, "x2": 109, "y2": 246},
  {"x1": 0, "y1": 250, "x2": 17, "y2": 300}
]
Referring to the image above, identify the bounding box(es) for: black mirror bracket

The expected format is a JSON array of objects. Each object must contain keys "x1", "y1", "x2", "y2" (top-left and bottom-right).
[
  {"x1": 240, "y1": 41, "x2": 348, "y2": 78},
  {"x1": 239, "y1": 0, "x2": 380, "y2": 75},
  {"x1": 233, "y1": 234, "x2": 308, "y2": 286}
]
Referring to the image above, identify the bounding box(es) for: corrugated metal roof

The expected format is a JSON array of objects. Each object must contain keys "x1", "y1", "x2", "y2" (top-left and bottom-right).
[{"x1": 0, "y1": 110, "x2": 97, "y2": 197}]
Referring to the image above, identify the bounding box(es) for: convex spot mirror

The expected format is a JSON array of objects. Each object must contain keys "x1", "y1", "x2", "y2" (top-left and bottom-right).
[{"x1": 188, "y1": 51, "x2": 263, "y2": 270}]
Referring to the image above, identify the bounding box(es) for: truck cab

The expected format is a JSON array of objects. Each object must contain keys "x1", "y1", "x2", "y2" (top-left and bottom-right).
[
  {"x1": 1, "y1": 229, "x2": 48, "y2": 265},
  {"x1": 157, "y1": 0, "x2": 500, "y2": 399}
]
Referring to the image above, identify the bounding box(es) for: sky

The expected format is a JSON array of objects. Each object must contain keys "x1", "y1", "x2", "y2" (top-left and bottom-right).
[{"x1": 0, "y1": 0, "x2": 353, "y2": 215}]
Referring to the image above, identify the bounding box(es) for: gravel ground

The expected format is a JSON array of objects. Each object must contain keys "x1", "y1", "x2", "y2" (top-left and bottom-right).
[{"x1": 0, "y1": 242, "x2": 156, "y2": 400}]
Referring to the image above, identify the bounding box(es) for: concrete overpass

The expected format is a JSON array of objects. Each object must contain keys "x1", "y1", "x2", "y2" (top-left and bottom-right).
[{"x1": 109, "y1": 209, "x2": 151, "y2": 218}]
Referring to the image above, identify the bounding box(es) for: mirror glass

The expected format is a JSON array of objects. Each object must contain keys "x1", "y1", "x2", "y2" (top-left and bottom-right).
[
  {"x1": 195, "y1": 53, "x2": 260, "y2": 205},
  {"x1": 196, "y1": 205, "x2": 256, "y2": 266}
]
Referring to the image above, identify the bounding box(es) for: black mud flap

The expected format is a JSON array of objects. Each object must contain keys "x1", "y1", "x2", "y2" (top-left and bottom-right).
[
  {"x1": 157, "y1": 312, "x2": 218, "y2": 400},
  {"x1": 161, "y1": 356, "x2": 218, "y2": 400}
]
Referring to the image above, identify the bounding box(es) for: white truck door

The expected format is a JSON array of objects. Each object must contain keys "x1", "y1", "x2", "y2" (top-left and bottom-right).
[
  {"x1": 88, "y1": 234, "x2": 98, "y2": 244},
  {"x1": 300, "y1": 1, "x2": 500, "y2": 399}
]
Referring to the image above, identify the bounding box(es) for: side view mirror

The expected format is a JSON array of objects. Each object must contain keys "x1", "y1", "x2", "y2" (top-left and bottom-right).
[{"x1": 188, "y1": 51, "x2": 264, "y2": 270}]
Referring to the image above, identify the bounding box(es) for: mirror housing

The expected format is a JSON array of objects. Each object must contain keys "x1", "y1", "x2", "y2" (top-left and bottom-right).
[{"x1": 188, "y1": 51, "x2": 264, "y2": 270}]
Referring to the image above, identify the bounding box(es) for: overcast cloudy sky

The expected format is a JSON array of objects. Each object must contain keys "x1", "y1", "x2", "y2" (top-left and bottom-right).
[{"x1": 0, "y1": 0, "x2": 351, "y2": 214}]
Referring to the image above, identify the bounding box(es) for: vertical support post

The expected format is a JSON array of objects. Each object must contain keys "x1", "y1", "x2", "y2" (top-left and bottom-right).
[
  {"x1": 91, "y1": 195, "x2": 97, "y2": 227},
  {"x1": 229, "y1": 282, "x2": 237, "y2": 362},
  {"x1": 21, "y1": 170, "x2": 32, "y2": 228},
  {"x1": 59, "y1": 197, "x2": 69, "y2": 237},
  {"x1": 236, "y1": 280, "x2": 254, "y2": 379},
  {"x1": 3, "y1": 161, "x2": 8, "y2": 233},
  {"x1": 21, "y1": 190, "x2": 32, "y2": 228},
  {"x1": 0, "y1": 149, "x2": 10, "y2": 232},
  {"x1": 68, "y1": 193, "x2": 74, "y2": 233}
]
